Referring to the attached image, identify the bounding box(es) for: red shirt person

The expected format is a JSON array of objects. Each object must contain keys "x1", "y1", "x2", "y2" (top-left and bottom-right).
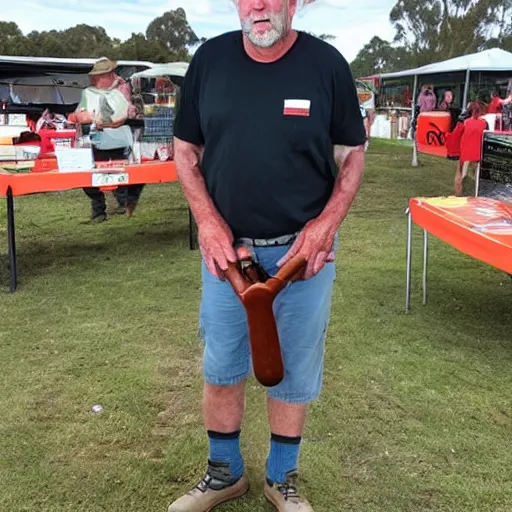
[
  {"x1": 487, "y1": 92, "x2": 503, "y2": 114},
  {"x1": 460, "y1": 106, "x2": 488, "y2": 163},
  {"x1": 454, "y1": 102, "x2": 488, "y2": 196}
]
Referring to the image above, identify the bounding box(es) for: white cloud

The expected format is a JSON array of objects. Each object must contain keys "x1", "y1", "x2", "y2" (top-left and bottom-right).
[{"x1": 3, "y1": 0, "x2": 396, "y2": 63}]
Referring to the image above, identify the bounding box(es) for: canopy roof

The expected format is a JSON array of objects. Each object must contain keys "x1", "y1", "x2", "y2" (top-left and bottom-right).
[
  {"x1": 130, "y1": 62, "x2": 189, "y2": 79},
  {"x1": 0, "y1": 55, "x2": 154, "y2": 79},
  {"x1": 380, "y1": 48, "x2": 512, "y2": 79}
]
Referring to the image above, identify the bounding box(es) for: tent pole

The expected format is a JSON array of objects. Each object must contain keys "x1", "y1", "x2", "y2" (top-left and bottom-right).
[
  {"x1": 411, "y1": 74, "x2": 418, "y2": 167},
  {"x1": 462, "y1": 68, "x2": 471, "y2": 110}
]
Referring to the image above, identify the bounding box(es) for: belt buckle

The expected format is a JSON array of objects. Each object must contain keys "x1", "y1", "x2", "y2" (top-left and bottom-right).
[{"x1": 235, "y1": 241, "x2": 271, "y2": 283}]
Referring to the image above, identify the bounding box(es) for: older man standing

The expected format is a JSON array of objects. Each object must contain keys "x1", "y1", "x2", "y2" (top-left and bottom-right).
[
  {"x1": 169, "y1": 1, "x2": 366, "y2": 510},
  {"x1": 72, "y1": 58, "x2": 143, "y2": 222}
]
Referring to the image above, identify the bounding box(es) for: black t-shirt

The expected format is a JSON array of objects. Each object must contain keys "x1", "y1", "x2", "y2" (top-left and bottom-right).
[{"x1": 174, "y1": 30, "x2": 366, "y2": 239}]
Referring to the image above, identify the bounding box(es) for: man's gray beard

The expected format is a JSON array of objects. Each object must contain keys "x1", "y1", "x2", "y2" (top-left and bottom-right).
[{"x1": 241, "y1": 13, "x2": 287, "y2": 48}]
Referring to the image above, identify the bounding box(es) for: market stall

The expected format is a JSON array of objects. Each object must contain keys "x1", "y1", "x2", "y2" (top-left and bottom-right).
[
  {"x1": 405, "y1": 196, "x2": 512, "y2": 312},
  {"x1": 378, "y1": 48, "x2": 512, "y2": 163},
  {"x1": 129, "y1": 62, "x2": 189, "y2": 162},
  {"x1": 0, "y1": 56, "x2": 197, "y2": 292}
]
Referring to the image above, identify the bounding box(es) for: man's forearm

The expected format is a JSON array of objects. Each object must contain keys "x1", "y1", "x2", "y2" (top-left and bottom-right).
[
  {"x1": 318, "y1": 145, "x2": 365, "y2": 231},
  {"x1": 173, "y1": 137, "x2": 223, "y2": 226}
]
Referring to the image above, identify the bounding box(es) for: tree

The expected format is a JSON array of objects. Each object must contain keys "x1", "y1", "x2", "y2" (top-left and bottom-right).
[
  {"x1": 481, "y1": 0, "x2": 512, "y2": 50},
  {"x1": 389, "y1": 0, "x2": 512, "y2": 66},
  {"x1": 146, "y1": 8, "x2": 200, "y2": 55},
  {"x1": 0, "y1": 22, "x2": 31, "y2": 56},
  {"x1": 114, "y1": 33, "x2": 169, "y2": 63},
  {"x1": 24, "y1": 30, "x2": 69, "y2": 58},
  {"x1": 350, "y1": 36, "x2": 409, "y2": 78},
  {"x1": 0, "y1": 8, "x2": 201, "y2": 62},
  {"x1": 61, "y1": 24, "x2": 114, "y2": 58}
]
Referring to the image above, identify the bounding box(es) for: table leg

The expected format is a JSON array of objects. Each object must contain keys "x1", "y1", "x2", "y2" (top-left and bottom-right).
[
  {"x1": 405, "y1": 208, "x2": 412, "y2": 313},
  {"x1": 6, "y1": 187, "x2": 17, "y2": 292},
  {"x1": 422, "y1": 229, "x2": 428, "y2": 306},
  {"x1": 188, "y1": 207, "x2": 198, "y2": 251}
]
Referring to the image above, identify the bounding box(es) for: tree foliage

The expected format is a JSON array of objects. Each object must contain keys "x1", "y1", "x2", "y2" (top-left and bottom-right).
[
  {"x1": 350, "y1": 36, "x2": 408, "y2": 78},
  {"x1": 350, "y1": 0, "x2": 512, "y2": 76},
  {"x1": 0, "y1": 9, "x2": 199, "y2": 63},
  {"x1": 145, "y1": 8, "x2": 199, "y2": 55}
]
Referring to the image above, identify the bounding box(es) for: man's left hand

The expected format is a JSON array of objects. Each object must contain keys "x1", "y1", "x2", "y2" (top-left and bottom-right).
[{"x1": 277, "y1": 215, "x2": 337, "y2": 280}]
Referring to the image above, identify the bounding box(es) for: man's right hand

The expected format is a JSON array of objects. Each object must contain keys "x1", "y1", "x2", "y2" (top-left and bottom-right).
[
  {"x1": 197, "y1": 217, "x2": 238, "y2": 279},
  {"x1": 74, "y1": 111, "x2": 94, "y2": 124}
]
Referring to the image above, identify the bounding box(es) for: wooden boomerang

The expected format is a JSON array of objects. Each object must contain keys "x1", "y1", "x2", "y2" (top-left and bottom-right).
[{"x1": 223, "y1": 253, "x2": 307, "y2": 387}]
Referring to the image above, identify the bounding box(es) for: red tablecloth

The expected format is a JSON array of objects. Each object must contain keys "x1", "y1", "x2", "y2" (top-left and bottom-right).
[
  {"x1": 0, "y1": 161, "x2": 177, "y2": 197},
  {"x1": 409, "y1": 196, "x2": 512, "y2": 274}
]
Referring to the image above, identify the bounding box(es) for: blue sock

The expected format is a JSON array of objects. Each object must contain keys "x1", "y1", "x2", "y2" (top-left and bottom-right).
[
  {"x1": 266, "y1": 433, "x2": 302, "y2": 484},
  {"x1": 207, "y1": 430, "x2": 244, "y2": 480}
]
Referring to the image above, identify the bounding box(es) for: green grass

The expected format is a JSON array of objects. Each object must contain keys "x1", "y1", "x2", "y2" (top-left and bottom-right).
[{"x1": 1, "y1": 139, "x2": 511, "y2": 512}]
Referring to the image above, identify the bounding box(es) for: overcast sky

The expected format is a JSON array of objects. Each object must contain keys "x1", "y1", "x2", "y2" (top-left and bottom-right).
[{"x1": 4, "y1": 0, "x2": 396, "y2": 63}]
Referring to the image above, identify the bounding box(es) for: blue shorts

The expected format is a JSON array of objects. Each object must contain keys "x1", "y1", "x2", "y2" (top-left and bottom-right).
[{"x1": 198, "y1": 241, "x2": 336, "y2": 404}]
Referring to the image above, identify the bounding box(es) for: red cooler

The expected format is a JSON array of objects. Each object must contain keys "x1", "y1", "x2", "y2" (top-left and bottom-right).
[{"x1": 416, "y1": 112, "x2": 452, "y2": 158}]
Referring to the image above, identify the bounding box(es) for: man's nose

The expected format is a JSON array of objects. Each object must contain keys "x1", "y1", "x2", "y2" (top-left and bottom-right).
[{"x1": 249, "y1": 0, "x2": 266, "y2": 10}]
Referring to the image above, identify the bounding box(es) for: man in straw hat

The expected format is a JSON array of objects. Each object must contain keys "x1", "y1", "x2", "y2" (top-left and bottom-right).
[
  {"x1": 169, "y1": 0, "x2": 366, "y2": 510},
  {"x1": 72, "y1": 57, "x2": 142, "y2": 222}
]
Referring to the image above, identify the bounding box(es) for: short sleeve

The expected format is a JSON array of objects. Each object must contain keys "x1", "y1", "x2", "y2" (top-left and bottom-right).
[
  {"x1": 77, "y1": 90, "x2": 87, "y2": 111},
  {"x1": 174, "y1": 50, "x2": 204, "y2": 146},
  {"x1": 330, "y1": 57, "x2": 367, "y2": 146}
]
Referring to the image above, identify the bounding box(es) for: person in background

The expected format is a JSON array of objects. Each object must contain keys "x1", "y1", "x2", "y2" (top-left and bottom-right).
[
  {"x1": 487, "y1": 91, "x2": 504, "y2": 114},
  {"x1": 417, "y1": 85, "x2": 437, "y2": 113},
  {"x1": 438, "y1": 89, "x2": 454, "y2": 111},
  {"x1": 454, "y1": 102, "x2": 488, "y2": 196},
  {"x1": 485, "y1": 90, "x2": 507, "y2": 131},
  {"x1": 501, "y1": 81, "x2": 512, "y2": 131},
  {"x1": 71, "y1": 58, "x2": 144, "y2": 222}
]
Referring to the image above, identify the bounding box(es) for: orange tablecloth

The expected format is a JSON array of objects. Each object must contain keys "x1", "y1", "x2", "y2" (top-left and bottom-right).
[
  {"x1": 0, "y1": 161, "x2": 178, "y2": 197},
  {"x1": 409, "y1": 196, "x2": 512, "y2": 274}
]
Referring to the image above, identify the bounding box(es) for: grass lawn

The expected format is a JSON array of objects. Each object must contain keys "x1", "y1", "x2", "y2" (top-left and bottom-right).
[{"x1": 1, "y1": 139, "x2": 511, "y2": 512}]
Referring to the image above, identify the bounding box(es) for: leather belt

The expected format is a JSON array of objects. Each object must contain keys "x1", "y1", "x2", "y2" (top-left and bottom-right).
[{"x1": 236, "y1": 232, "x2": 299, "y2": 248}]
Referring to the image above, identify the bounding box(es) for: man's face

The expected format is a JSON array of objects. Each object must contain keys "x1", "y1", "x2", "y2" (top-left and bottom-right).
[
  {"x1": 237, "y1": 0, "x2": 297, "y2": 48},
  {"x1": 91, "y1": 72, "x2": 115, "y2": 90}
]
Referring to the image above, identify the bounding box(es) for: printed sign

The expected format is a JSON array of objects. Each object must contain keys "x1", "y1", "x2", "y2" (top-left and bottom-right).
[
  {"x1": 478, "y1": 132, "x2": 512, "y2": 200},
  {"x1": 55, "y1": 147, "x2": 94, "y2": 173},
  {"x1": 91, "y1": 172, "x2": 129, "y2": 187}
]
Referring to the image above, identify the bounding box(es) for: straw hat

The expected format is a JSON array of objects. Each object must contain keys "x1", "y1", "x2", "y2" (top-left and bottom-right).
[{"x1": 89, "y1": 57, "x2": 117, "y2": 76}]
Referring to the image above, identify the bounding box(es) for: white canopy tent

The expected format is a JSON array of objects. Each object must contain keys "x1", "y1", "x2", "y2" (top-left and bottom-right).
[
  {"x1": 380, "y1": 48, "x2": 512, "y2": 79},
  {"x1": 379, "y1": 48, "x2": 512, "y2": 166},
  {"x1": 130, "y1": 62, "x2": 189, "y2": 80}
]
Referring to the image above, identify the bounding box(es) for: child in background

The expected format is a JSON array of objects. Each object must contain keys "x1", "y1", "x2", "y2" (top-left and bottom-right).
[
  {"x1": 444, "y1": 114, "x2": 465, "y2": 161},
  {"x1": 454, "y1": 102, "x2": 488, "y2": 196}
]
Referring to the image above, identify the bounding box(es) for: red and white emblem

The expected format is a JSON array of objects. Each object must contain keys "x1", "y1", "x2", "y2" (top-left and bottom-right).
[{"x1": 283, "y1": 99, "x2": 311, "y2": 117}]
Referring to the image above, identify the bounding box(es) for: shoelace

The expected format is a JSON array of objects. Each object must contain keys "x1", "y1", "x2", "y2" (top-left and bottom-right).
[{"x1": 276, "y1": 479, "x2": 300, "y2": 502}]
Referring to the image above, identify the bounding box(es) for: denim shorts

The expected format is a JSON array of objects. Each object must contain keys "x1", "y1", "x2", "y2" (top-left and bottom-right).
[{"x1": 198, "y1": 240, "x2": 337, "y2": 404}]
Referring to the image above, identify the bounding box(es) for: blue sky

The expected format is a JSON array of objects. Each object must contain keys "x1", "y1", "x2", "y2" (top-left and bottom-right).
[{"x1": 5, "y1": 0, "x2": 396, "y2": 63}]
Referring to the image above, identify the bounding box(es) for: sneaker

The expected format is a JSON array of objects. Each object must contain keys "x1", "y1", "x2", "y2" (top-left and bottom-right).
[
  {"x1": 88, "y1": 213, "x2": 107, "y2": 224},
  {"x1": 167, "y1": 459, "x2": 249, "y2": 512},
  {"x1": 264, "y1": 470, "x2": 313, "y2": 511}
]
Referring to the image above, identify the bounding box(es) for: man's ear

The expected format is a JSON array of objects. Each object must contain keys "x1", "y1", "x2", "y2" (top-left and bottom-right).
[{"x1": 286, "y1": 0, "x2": 297, "y2": 19}]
